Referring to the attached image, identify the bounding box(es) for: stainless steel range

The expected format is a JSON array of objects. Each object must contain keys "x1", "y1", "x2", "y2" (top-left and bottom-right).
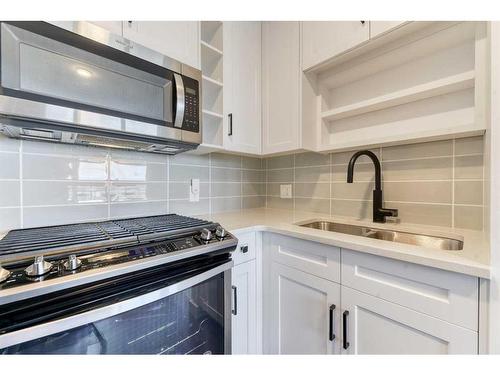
[{"x1": 0, "y1": 214, "x2": 237, "y2": 354}]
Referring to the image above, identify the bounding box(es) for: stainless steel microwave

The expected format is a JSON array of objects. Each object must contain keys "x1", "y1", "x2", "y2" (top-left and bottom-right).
[{"x1": 0, "y1": 21, "x2": 202, "y2": 154}]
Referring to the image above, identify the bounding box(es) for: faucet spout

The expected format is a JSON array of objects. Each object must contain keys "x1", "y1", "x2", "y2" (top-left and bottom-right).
[
  {"x1": 346, "y1": 150, "x2": 398, "y2": 223},
  {"x1": 347, "y1": 150, "x2": 381, "y2": 190}
]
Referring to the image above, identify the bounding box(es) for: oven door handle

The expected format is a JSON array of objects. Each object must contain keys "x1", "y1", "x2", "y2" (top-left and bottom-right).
[{"x1": 0, "y1": 260, "x2": 233, "y2": 349}]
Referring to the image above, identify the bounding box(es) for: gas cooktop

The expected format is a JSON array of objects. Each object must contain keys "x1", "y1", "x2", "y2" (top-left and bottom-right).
[{"x1": 0, "y1": 214, "x2": 237, "y2": 303}]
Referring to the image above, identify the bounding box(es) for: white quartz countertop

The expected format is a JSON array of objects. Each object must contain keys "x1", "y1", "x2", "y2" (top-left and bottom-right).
[{"x1": 198, "y1": 208, "x2": 490, "y2": 279}]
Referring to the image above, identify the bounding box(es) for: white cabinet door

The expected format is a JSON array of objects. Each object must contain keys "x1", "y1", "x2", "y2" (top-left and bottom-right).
[
  {"x1": 232, "y1": 260, "x2": 257, "y2": 354},
  {"x1": 123, "y1": 21, "x2": 200, "y2": 68},
  {"x1": 269, "y1": 262, "x2": 341, "y2": 354},
  {"x1": 301, "y1": 21, "x2": 369, "y2": 70},
  {"x1": 370, "y1": 21, "x2": 406, "y2": 38},
  {"x1": 88, "y1": 21, "x2": 123, "y2": 35},
  {"x1": 341, "y1": 250, "x2": 479, "y2": 330},
  {"x1": 262, "y1": 22, "x2": 301, "y2": 154},
  {"x1": 341, "y1": 286, "x2": 478, "y2": 354},
  {"x1": 223, "y1": 22, "x2": 262, "y2": 155}
]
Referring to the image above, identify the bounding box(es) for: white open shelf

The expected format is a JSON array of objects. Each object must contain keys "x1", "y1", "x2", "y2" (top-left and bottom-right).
[
  {"x1": 201, "y1": 21, "x2": 223, "y2": 51},
  {"x1": 202, "y1": 75, "x2": 223, "y2": 88},
  {"x1": 200, "y1": 111, "x2": 224, "y2": 149},
  {"x1": 310, "y1": 22, "x2": 487, "y2": 153},
  {"x1": 202, "y1": 109, "x2": 224, "y2": 119},
  {"x1": 198, "y1": 21, "x2": 224, "y2": 153},
  {"x1": 201, "y1": 41, "x2": 223, "y2": 87},
  {"x1": 201, "y1": 40, "x2": 223, "y2": 56},
  {"x1": 321, "y1": 70, "x2": 475, "y2": 121}
]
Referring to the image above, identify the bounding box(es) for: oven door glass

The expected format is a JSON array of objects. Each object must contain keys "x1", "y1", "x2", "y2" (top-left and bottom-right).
[{"x1": 1, "y1": 269, "x2": 229, "y2": 355}]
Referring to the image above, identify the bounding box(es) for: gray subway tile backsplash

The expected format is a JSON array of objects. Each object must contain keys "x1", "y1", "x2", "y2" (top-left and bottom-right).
[
  {"x1": 0, "y1": 134, "x2": 265, "y2": 231},
  {"x1": 23, "y1": 181, "x2": 108, "y2": 206},
  {"x1": 23, "y1": 204, "x2": 109, "y2": 228},
  {"x1": 0, "y1": 153, "x2": 20, "y2": 179},
  {"x1": 0, "y1": 134, "x2": 485, "y2": 232},
  {"x1": 0, "y1": 181, "x2": 20, "y2": 207},
  {"x1": 264, "y1": 136, "x2": 485, "y2": 230}
]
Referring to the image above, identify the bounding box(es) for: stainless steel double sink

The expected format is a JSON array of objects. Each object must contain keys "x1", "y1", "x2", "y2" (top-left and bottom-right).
[{"x1": 297, "y1": 221, "x2": 463, "y2": 251}]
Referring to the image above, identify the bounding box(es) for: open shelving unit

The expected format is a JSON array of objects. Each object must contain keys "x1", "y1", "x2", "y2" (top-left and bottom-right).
[
  {"x1": 306, "y1": 22, "x2": 488, "y2": 152},
  {"x1": 198, "y1": 21, "x2": 224, "y2": 152}
]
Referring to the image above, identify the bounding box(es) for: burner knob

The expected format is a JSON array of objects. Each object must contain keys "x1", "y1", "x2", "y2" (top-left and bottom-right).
[
  {"x1": 0, "y1": 265, "x2": 11, "y2": 283},
  {"x1": 200, "y1": 228, "x2": 213, "y2": 242},
  {"x1": 25, "y1": 255, "x2": 53, "y2": 277},
  {"x1": 63, "y1": 254, "x2": 82, "y2": 271},
  {"x1": 215, "y1": 226, "x2": 227, "y2": 239}
]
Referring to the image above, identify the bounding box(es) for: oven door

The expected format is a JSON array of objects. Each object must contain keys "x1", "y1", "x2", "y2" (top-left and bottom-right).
[
  {"x1": 0, "y1": 21, "x2": 183, "y2": 142},
  {"x1": 0, "y1": 257, "x2": 232, "y2": 354}
]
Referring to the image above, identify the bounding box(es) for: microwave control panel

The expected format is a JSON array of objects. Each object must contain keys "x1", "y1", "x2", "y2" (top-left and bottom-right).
[{"x1": 182, "y1": 76, "x2": 200, "y2": 133}]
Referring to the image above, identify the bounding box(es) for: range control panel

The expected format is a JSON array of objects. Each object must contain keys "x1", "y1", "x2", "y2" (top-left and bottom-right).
[{"x1": 0, "y1": 228, "x2": 233, "y2": 291}]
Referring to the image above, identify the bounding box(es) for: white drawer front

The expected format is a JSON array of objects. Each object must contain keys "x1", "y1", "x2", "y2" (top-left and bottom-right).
[
  {"x1": 341, "y1": 250, "x2": 479, "y2": 330},
  {"x1": 232, "y1": 231, "x2": 256, "y2": 265},
  {"x1": 266, "y1": 233, "x2": 340, "y2": 282}
]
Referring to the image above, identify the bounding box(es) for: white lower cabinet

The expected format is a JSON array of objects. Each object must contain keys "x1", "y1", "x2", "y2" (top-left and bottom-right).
[
  {"x1": 262, "y1": 233, "x2": 480, "y2": 355},
  {"x1": 231, "y1": 259, "x2": 257, "y2": 354},
  {"x1": 341, "y1": 286, "x2": 478, "y2": 354},
  {"x1": 269, "y1": 262, "x2": 341, "y2": 354}
]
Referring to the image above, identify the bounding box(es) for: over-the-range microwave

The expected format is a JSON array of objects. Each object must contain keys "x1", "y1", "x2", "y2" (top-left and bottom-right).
[{"x1": 0, "y1": 21, "x2": 202, "y2": 154}]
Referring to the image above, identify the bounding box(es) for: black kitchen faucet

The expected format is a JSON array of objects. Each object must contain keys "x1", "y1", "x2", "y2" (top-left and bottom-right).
[{"x1": 347, "y1": 150, "x2": 398, "y2": 223}]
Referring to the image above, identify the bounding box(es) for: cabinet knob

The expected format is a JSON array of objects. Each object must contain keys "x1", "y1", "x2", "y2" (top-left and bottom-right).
[
  {"x1": 360, "y1": 21, "x2": 366, "y2": 25},
  {"x1": 240, "y1": 245, "x2": 248, "y2": 253}
]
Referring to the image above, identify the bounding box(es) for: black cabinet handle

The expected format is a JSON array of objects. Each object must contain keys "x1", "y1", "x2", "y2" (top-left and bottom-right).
[
  {"x1": 343, "y1": 310, "x2": 350, "y2": 349},
  {"x1": 232, "y1": 285, "x2": 237, "y2": 315},
  {"x1": 360, "y1": 21, "x2": 366, "y2": 25},
  {"x1": 228, "y1": 113, "x2": 233, "y2": 136},
  {"x1": 240, "y1": 245, "x2": 248, "y2": 253},
  {"x1": 329, "y1": 304, "x2": 336, "y2": 341}
]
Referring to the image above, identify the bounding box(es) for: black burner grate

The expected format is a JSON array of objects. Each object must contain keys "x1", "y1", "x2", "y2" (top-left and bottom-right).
[{"x1": 0, "y1": 214, "x2": 214, "y2": 256}]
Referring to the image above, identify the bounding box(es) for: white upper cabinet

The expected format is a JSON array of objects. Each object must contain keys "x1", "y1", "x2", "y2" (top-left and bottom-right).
[
  {"x1": 88, "y1": 21, "x2": 123, "y2": 36},
  {"x1": 301, "y1": 21, "x2": 369, "y2": 70},
  {"x1": 223, "y1": 21, "x2": 262, "y2": 155},
  {"x1": 370, "y1": 21, "x2": 406, "y2": 38},
  {"x1": 262, "y1": 22, "x2": 301, "y2": 154},
  {"x1": 123, "y1": 21, "x2": 200, "y2": 68}
]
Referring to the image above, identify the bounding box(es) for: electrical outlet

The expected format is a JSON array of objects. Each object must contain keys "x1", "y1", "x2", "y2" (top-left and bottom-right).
[
  {"x1": 189, "y1": 178, "x2": 200, "y2": 202},
  {"x1": 280, "y1": 184, "x2": 292, "y2": 199}
]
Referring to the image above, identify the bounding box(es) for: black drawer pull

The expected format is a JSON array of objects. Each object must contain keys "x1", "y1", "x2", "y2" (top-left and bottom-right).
[
  {"x1": 228, "y1": 113, "x2": 233, "y2": 136},
  {"x1": 329, "y1": 304, "x2": 336, "y2": 341},
  {"x1": 240, "y1": 245, "x2": 248, "y2": 253},
  {"x1": 343, "y1": 310, "x2": 350, "y2": 350}
]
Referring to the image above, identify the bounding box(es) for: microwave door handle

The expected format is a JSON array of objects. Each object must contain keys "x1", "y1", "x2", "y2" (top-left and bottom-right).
[{"x1": 173, "y1": 73, "x2": 185, "y2": 129}]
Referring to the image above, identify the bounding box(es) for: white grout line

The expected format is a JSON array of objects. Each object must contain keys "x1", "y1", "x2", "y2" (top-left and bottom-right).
[
  {"x1": 19, "y1": 140, "x2": 24, "y2": 228},
  {"x1": 170, "y1": 162, "x2": 262, "y2": 171},
  {"x1": 106, "y1": 152, "x2": 111, "y2": 220},
  {"x1": 240, "y1": 155, "x2": 243, "y2": 210},
  {"x1": 329, "y1": 153, "x2": 333, "y2": 216},
  {"x1": 451, "y1": 139, "x2": 456, "y2": 228},
  {"x1": 208, "y1": 153, "x2": 212, "y2": 215},
  {"x1": 293, "y1": 154, "x2": 296, "y2": 211},
  {"x1": 166, "y1": 155, "x2": 170, "y2": 214}
]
